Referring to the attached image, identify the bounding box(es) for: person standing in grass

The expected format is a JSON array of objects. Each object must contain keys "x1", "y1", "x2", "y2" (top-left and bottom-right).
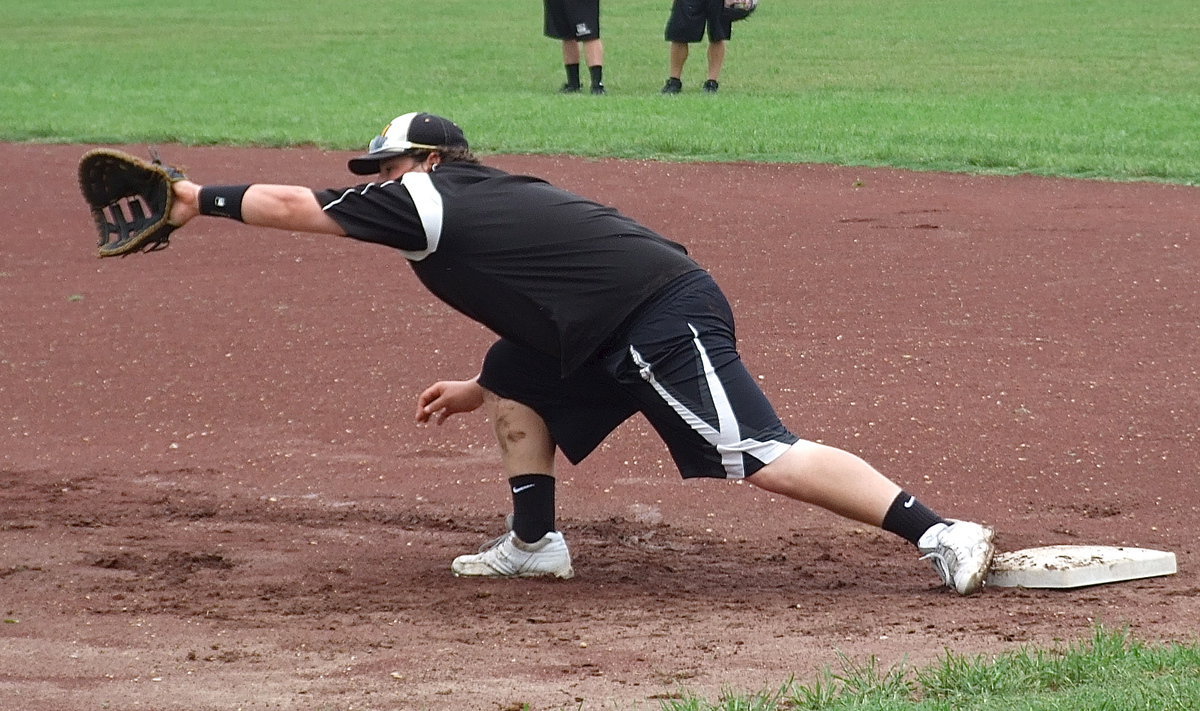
[
  {"x1": 662, "y1": 0, "x2": 734, "y2": 94},
  {"x1": 544, "y1": 0, "x2": 606, "y2": 94}
]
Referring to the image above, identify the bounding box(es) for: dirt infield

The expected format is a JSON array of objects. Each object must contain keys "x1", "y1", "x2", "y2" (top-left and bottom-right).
[{"x1": 2, "y1": 143, "x2": 1197, "y2": 710}]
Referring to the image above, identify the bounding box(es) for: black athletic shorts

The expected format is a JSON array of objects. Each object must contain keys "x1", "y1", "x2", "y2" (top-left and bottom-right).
[
  {"x1": 544, "y1": 0, "x2": 601, "y2": 41},
  {"x1": 665, "y1": 0, "x2": 732, "y2": 43},
  {"x1": 478, "y1": 271, "x2": 800, "y2": 479}
]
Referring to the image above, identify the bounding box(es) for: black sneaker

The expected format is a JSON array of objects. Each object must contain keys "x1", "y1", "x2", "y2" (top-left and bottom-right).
[
  {"x1": 702, "y1": 79, "x2": 719, "y2": 93},
  {"x1": 591, "y1": 84, "x2": 606, "y2": 95},
  {"x1": 661, "y1": 77, "x2": 682, "y2": 94},
  {"x1": 559, "y1": 83, "x2": 582, "y2": 94}
]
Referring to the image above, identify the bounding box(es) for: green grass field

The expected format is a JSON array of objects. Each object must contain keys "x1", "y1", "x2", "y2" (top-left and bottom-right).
[
  {"x1": 4, "y1": 2, "x2": 1197, "y2": 708},
  {"x1": 661, "y1": 628, "x2": 1200, "y2": 711},
  {"x1": 3, "y1": 0, "x2": 1197, "y2": 183}
]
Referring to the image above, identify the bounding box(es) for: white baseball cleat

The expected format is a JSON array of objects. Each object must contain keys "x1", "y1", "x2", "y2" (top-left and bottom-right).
[
  {"x1": 451, "y1": 530, "x2": 574, "y2": 579},
  {"x1": 918, "y1": 520, "x2": 996, "y2": 595}
]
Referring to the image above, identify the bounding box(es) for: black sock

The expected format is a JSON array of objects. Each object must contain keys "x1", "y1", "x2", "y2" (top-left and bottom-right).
[
  {"x1": 881, "y1": 491, "x2": 946, "y2": 546},
  {"x1": 588, "y1": 64, "x2": 603, "y2": 88},
  {"x1": 564, "y1": 63, "x2": 581, "y2": 87},
  {"x1": 509, "y1": 474, "x2": 556, "y2": 543}
]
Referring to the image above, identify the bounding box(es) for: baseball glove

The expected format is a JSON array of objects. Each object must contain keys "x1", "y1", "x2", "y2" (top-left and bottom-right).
[
  {"x1": 723, "y1": 0, "x2": 759, "y2": 21},
  {"x1": 78, "y1": 148, "x2": 186, "y2": 258}
]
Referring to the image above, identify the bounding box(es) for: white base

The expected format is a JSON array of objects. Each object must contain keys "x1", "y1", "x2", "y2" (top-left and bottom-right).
[{"x1": 986, "y1": 545, "x2": 1177, "y2": 589}]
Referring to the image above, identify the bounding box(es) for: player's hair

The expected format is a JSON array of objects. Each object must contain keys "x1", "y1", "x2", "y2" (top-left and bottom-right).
[{"x1": 407, "y1": 147, "x2": 480, "y2": 165}]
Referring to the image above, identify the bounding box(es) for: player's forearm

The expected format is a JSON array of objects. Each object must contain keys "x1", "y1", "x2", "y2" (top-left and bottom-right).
[
  {"x1": 172, "y1": 180, "x2": 344, "y2": 235},
  {"x1": 239, "y1": 185, "x2": 344, "y2": 234}
]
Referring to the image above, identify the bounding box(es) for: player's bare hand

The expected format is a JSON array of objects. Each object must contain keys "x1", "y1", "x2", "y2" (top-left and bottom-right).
[{"x1": 416, "y1": 379, "x2": 485, "y2": 425}]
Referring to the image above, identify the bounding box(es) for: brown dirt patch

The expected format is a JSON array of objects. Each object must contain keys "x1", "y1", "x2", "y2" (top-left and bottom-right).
[{"x1": 2, "y1": 143, "x2": 1197, "y2": 710}]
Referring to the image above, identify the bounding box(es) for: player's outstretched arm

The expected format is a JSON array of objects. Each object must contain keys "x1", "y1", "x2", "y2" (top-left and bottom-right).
[{"x1": 170, "y1": 180, "x2": 345, "y2": 236}]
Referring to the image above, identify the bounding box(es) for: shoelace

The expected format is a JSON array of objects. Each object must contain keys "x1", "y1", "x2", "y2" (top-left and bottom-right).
[
  {"x1": 920, "y1": 549, "x2": 955, "y2": 585},
  {"x1": 476, "y1": 532, "x2": 510, "y2": 554}
]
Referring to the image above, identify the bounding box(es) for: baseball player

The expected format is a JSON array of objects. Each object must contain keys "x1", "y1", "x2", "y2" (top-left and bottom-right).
[
  {"x1": 165, "y1": 112, "x2": 996, "y2": 595},
  {"x1": 544, "y1": 0, "x2": 606, "y2": 94}
]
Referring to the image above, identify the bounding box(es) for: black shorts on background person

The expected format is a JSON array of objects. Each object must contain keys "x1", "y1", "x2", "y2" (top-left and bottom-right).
[{"x1": 544, "y1": 0, "x2": 606, "y2": 94}]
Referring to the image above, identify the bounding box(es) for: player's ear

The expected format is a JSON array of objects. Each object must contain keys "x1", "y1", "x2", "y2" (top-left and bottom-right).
[{"x1": 425, "y1": 152, "x2": 442, "y2": 172}]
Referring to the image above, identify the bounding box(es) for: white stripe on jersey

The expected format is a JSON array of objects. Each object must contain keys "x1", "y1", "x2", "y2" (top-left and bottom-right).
[
  {"x1": 397, "y1": 172, "x2": 443, "y2": 261},
  {"x1": 321, "y1": 181, "x2": 387, "y2": 210},
  {"x1": 629, "y1": 324, "x2": 792, "y2": 479},
  {"x1": 320, "y1": 174, "x2": 444, "y2": 262}
]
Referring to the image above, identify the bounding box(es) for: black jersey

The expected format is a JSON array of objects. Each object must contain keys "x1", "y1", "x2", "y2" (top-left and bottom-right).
[{"x1": 315, "y1": 162, "x2": 702, "y2": 374}]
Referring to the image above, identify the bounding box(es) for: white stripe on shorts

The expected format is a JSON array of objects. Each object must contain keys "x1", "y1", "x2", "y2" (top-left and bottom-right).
[{"x1": 629, "y1": 324, "x2": 793, "y2": 479}]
